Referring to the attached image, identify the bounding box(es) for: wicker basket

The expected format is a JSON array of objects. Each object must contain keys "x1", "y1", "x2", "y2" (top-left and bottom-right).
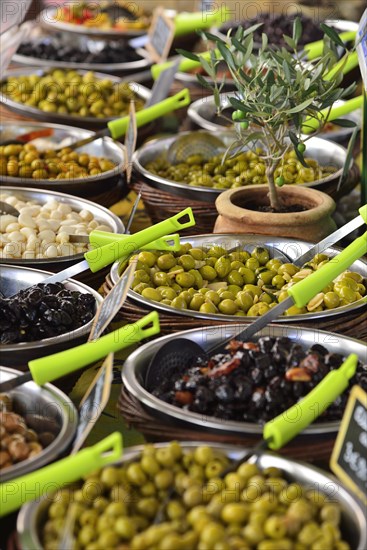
[
  {"x1": 117, "y1": 387, "x2": 334, "y2": 464},
  {"x1": 103, "y1": 273, "x2": 367, "y2": 341},
  {"x1": 131, "y1": 181, "x2": 218, "y2": 235}
]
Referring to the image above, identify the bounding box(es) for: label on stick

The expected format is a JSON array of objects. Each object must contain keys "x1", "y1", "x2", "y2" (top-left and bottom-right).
[
  {"x1": 72, "y1": 353, "x2": 113, "y2": 455},
  {"x1": 124, "y1": 100, "x2": 137, "y2": 184},
  {"x1": 145, "y1": 7, "x2": 175, "y2": 64},
  {"x1": 330, "y1": 385, "x2": 367, "y2": 505}
]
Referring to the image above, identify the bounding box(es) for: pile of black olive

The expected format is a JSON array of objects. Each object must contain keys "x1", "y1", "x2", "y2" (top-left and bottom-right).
[
  {"x1": 152, "y1": 337, "x2": 367, "y2": 423},
  {"x1": 220, "y1": 13, "x2": 324, "y2": 47},
  {"x1": 17, "y1": 36, "x2": 142, "y2": 64},
  {"x1": 0, "y1": 283, "x2": 96, "y2": 344}
]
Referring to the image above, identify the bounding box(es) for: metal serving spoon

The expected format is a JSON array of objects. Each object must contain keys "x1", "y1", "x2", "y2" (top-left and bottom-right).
[{"x1": 167, "y1": 131, "x2": 226, "y2": 164}]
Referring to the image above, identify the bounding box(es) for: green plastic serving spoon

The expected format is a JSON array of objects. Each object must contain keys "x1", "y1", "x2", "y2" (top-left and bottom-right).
[
  {"x1": 0, "y1": 311, "x2": 160, "y2": 393},
  {"x1": 69, "y1": 231, "x2": 181, "y2": 251},
  {"x1": 55, "y1": 88, "x2": 191, "y2": 152},
  {"x1": 31, "y1": 207, "x2": 195, "y2": 287}
]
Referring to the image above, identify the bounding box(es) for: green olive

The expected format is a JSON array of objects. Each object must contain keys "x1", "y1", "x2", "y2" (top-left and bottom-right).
[
  {"x1": 138, "y1": 251, "x2": 158, "y2": 267},
  {"x1": 153, "y1": 272, "x2": 171, "y2": 287},
  {"x1": 178, "y1": 254, "x2": 196, "y2": 270},
  {"x1": 176, "y1": 272, "x2": 196, "y2": 288},
  {"x1": 141, "y1": 288, "x2": 162, "y2": 302},
  {"x1": 218, "y1": 299, "x2": 238, "y2": 315},
  {"x1": 199, "y1": 265, "x2": 218, "y2": 281}
]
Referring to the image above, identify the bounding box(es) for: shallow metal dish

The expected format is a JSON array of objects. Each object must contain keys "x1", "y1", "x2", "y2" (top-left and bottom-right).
[
  {"x1": 0, "y1": 121, "x2": 125, "y2": 194},
  {"x1": 133, "y1": 131, "x2": 348, "y2": 202},
  {"x1": 0, "y1": 68, "x2": 151, "y2": 129},
  {"x1": 110, "y1": 234, "x2": 367, "y2": 323},
  {"x1": 0, "y1": 366, "x2": 78, "y2": 482},
  {"x1": 122, "y1": 325, "x2": 367, "y2": 437},
  {"x1": 39, "y1": 5, "x2": 149, "y2": 39},
  {"x1": 0, "y1": 185, "x2": 124, "y2": 266},
  {"x1": 17, "y1": 441, "x2": 367, "y2": 550},
  {"x1": 11, "y1": 24, "x2": 151, "y2": 74},
  {"x1": 0, "y1": 264, "x2": 103, "y2": 366},
  {"x1": 188, "y1": 94, "x2": 362, "y2": 142}
]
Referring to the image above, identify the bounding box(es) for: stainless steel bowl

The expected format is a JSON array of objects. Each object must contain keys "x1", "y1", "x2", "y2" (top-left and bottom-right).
[
  {"x1": 12, "y1": 25, "x2": 151, "y2": 74},
  {"x1": 216, "y1": 18, "x2": 359, "y2": 43},
  {"x1": 122, "y1": 325, "x2": 367, "y2": 437},
  {"x1": 0, "y1": 68, "x2": 151, "y2": 129},
  {"x1": 110, "y1": 234, "x2": 367, "y2": 323},
  {"x1": 0, "y1": 366, "x2": 78, "y2": 482},
  {"x1": 0, "y1": 121, "x2": 126, "y2": 194},
  {"x1": 0, "y1": 264, "x2": 103, "y2": 366},
  {"x1": 133, "y1": 131, "x2": 348, "y2": 202},
  {"x1": 188, "y1": 95, "x2": 362, "y2": 142},
  {"x1": 0, "y1": 185, "x2": 124, "y2": 267},
  {"x1": 17, "y1": 442, "x2": 367, "y2": 550}
]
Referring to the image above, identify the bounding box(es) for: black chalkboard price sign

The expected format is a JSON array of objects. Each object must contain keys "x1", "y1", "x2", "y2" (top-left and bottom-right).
[
  {"x1": 146, "y1": 7, "x2": 175, "y2": 63},
  {"x1": 330, "y1": 385, "x2": 367, "y2": 505}
]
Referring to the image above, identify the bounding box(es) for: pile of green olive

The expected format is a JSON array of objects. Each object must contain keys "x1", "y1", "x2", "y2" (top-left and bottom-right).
[
  {"x1": 127, "y1": 244, "x2": 365, "y2": 317},
  {"x1": 0, "y1": 70, "x2": 145, "y2": 118},
  {"x1": 0, "y1": 143, "x2": 116, "y2": 179},
  {"x1": 42, "y1": 442, "x2": 351, "y2": 550},
  {"x1": 145, "y1": 149, "x2": 337, "y2": 189}
]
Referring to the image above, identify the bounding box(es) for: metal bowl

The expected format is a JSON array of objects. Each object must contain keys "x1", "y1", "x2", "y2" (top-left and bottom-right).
[
  {"x1": 122, "y1": 325, "x2": 367, "y2": 438},
  {"x1": 39, "y1": 6, "x2": 149, "y2": 39},
  {"x1": 17, "y1": 442, "x2": 367, "y2": 550},
  {"x1": 0, "y1": 366, "x2": 78, "y2": 482},
  {"x1": 216, "y1": 18, "x2": 359, "y2": 44},
  {"x1": 110, "y1": 234, "x2": 367, "y2": 323},
  {"x1": 0, "y1": 121, "x2": 126, "y2": 195},
  {"x1": 188, "y1": 94, "x2": 362, "y2": 142},
  {"x1": 133, "y1": 131, "x2": 349, "y2": 203},
  {"x1": 0, "y1": 68, "x2": 151, "y2": 129},
  {"x1": 12, "y1": 25, "x2": 151, "y2": 74},
  {"x1": 0, "y1": 185, "x2": 124, "y2": 267},
  {"x1": 0, "y1": 264, "x2": 103, "y2": 366}
]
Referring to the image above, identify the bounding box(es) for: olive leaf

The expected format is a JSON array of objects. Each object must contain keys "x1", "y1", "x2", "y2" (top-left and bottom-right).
[
  {"x1": 292, "y1": 17, "x2": 302, "y2": 44},
  {"x1": 331, "y1": 118, "x2": 357, "y2": 128},
  {"x1": 195, "y1": 73, "x2": 212, "y2": 90},
  {"x1": 320, "y1": 23, "x2": 347, "y2": 49},
  {"x1": 175, "y1": 49, "x2": 199, "y2": 62}
]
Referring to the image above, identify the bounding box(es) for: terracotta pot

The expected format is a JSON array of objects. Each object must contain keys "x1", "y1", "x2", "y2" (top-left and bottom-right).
[{"x1": 214, "y1": 185, "x2": 337, "y2": 241}]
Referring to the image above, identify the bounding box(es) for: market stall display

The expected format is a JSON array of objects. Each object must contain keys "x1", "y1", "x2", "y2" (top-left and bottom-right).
[{"x1": 0, "y1": 5, "x2": 366, "y2": 547}]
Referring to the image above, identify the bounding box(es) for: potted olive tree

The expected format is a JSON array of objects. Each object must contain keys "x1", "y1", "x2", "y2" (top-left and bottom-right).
[{"x1": 179, "y1": 19, "x2": 357, "y2": 239}]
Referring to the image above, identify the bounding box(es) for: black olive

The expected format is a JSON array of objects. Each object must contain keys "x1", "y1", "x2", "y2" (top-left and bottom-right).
[{"x1": 215, "y1": 384, "x2": 234, "y2": 403}]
